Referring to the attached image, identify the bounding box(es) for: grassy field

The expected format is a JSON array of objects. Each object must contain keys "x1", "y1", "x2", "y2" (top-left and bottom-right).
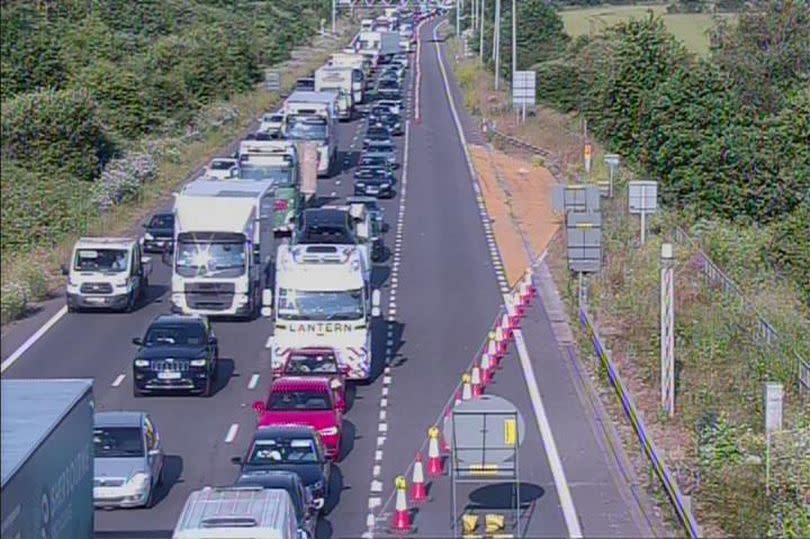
[{"x1": 559, "y1": 4, "x2": 734, "y2": 55}]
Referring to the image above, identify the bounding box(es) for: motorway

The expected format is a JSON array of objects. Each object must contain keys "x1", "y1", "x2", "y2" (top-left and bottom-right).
[{"x1": 1, "y1": 16, "x2": 653, "y2": 539}]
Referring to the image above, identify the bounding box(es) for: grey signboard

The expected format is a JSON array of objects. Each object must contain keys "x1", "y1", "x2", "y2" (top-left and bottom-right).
[
  {"x1": 511, "y1": 70, "x2": 536, "y2": 108},
  {"x1": 264, "y1": 69, "x2": 281, "y2": 92},
  {"x1": 628, "y1": 180, "x2": 658, "y2": 214},
  {"x1": 553, "y1": 184, "x2": 601, "y2": 213},
  {"x1": 567, "y1": 211, "x2": 602, "y2": 273}
]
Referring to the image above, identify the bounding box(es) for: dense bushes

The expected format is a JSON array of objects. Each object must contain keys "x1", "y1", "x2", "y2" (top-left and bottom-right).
[{"x1": 0, "y1": 0, "x2": 330, "y2": 257}]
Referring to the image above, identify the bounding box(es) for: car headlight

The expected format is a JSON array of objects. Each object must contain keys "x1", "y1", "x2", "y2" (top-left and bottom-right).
[
  {"x1": 190, "y1": 358, "x2": 207, "y2": 367},
  {"x1": 127, "y1": 473, "x2": 149, "y2": 490},
  {"x1": 114, "y1": 278, "x2": 129, "y2": 289},
  {"x1": 144, "y1": 232, "x2": 154, "y2": 240},
  {"x1": 356, "y1": 182, "x2": 365, "y2": 187},
  {"x1": 134, "y1": 359, "x2": 149, "y2": 368},
  {"x1": 319, "y1": 426, "x2": 339, "y2": 436}
]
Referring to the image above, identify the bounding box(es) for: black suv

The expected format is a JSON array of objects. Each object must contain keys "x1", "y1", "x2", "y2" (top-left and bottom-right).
[
  {"x1": 132, "y1": 314, "x2": 219, "y2": 397},
  {"x1": 141, "y1": 213, "x2": 175, "y2": 253}
]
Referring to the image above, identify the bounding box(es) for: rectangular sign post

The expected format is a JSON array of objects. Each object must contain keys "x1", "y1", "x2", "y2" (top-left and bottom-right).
[
  {"x1": 511, "y1": 70, "x2": 536, "y2": 124},
  {"x1": 628, "y1": 180, "x2": 658, "y2": 246},
  {"x1": 584, "y1": 143, "x2": 592, "y2": 176},
  {"x1": 604, "y1": 153, "x2": 620, "y2": 198},
  {"x1": 661, "y1": 243, "x2": 675, "y2": 417},
  {"x1": 763, "y1": 382, "x2": 783, "y2": 497},
  {"x1": 265, "y1": 69, "x2": 281, "y2": 93}
]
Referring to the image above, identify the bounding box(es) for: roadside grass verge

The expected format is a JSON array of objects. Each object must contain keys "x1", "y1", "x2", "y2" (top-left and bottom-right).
[
  {"x1": 0, "y1": 27, "x2": 352, "y2": 326},
  {"x1": 449, "y1": 37, "x2": 809, "y2": 537}
]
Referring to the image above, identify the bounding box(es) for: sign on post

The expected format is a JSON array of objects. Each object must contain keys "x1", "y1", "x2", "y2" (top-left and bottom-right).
[
  {"x1": 566, "y1": 212, "x2": 602, "y2": 273},
  {"x1": 764, "y1": 383, "x2": 783, "y2": 433},
  {"x1": 604, "y1": 153, "x2": 620, "y2": 197},
  {"x1": 264, "y1": 69, "x2": 281, "y2": 92},
  {"x1": 584, "y1": 143, "x2": 593, "y2": 174},
  {"x1": 511, "y1": 70, "x2": 536, "y2": 123},
  {"x1": 628, "y1": 180, "x2": 658, "y2": 245},
  {"x1": 552, "y1": 185, "x2": 600, "y2": 214}
]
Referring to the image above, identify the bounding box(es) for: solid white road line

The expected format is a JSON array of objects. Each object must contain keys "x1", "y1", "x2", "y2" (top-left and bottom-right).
[
  {"x1": 1, "y1": 306, "x2": 68, "y2": 374},
  {"x1": 433, "y1": 20, "x2": 584, "y2": 539},
  {"x1": 248, "y1": 373, "x2": 260, "y2": 390},
  {"x1": 111, "y1": 374, "x2": 126, "y2": 387}
]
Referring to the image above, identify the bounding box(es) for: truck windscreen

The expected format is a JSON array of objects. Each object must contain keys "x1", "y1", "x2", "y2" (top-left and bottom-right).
[
  {"x1": 175, "y1": 240, "x2": 246, "y2": 278},
  {"x1": 240, "y1": 164, "x2": 294, "y2": 186},
  {"x1": 277, "y1": 288, "x2": 364, "y2": 321},
  {"x1": 287, "y1": 121, "x2": 327, "y2": 142}
]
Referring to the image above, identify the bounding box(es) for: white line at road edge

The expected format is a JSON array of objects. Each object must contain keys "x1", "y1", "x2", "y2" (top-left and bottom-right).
[
  {"x1": 432, "y1": 20, "x2": 584, "y2": 539},
  {"x1": 224, "y1": 423, "x2": 239, "y2": 444},
  {"x1": 1, "y1": 306, "x2": 68, "y2": 374}
]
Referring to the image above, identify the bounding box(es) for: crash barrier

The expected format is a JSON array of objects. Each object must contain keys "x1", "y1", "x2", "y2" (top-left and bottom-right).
[
  {"x1": 674, "y1": 227, "x2": 810, "y2": 398},
  {"x1": 579, "y1": 306, "x2": 701, "y2": 539},
  {"x1": 482, "y1": 122, "x2": 564, "y2": 182},
  {"x1": 373, "y1": 272, "x2": 537, "y2": 532}
]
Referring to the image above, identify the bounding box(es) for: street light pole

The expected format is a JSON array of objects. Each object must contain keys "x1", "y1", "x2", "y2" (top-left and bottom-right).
[
  {"x1": 479, "y1": 0, "x2": 485, "y2": 62},
  {"x1": 494, "y1": 0, "x2": 501, "y2": 90},
  {"x1": 331, "y1": 0, "x2": 336, "y2": 34},
  {"x1": 511, "y1": 0, "x2": 517, "y2": 77},
  {"x1": 456, "y1": 0, "x2": 461, "y2": 36}
]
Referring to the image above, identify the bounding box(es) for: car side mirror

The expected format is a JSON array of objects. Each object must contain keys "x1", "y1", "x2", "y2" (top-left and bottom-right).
[
  {"x1": 230, "y1": 456, "x2": 243, "y2": 465},
  {"x1": 208, "y1": 336, "x2": 218, "y2": 345},
  {"x1": 132, "y1": 337, "x2": 143, "y2": 346},
  {"x1": 252, "y1": 401, "x2": 266, "y2": 415},
  {"x1": 61, "y1": 264, "x2": 70, "y2": 276}
]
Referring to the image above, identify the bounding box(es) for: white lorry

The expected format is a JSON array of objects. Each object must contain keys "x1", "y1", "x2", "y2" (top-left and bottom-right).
[
  {"x1": 265, "y1": 205, "x2": 381, "y2": 381},
  {"x1": 283, "y1": 91, "x2": 339, "y2": 177},
  {"x1": 314, "y1": 66, "x2": 354, "y2": 120},
  {"x1": 170, "y1": 179, "x2": 275, "y2": 318},
  {"x1": 62, "y1": 237, "x2": 152, "y2": 312},
  {"x1": 330, "y1": 52, "x2": 371, "y2": 97},
  {"x1": 355, "y1": 31, "x2": 382, "y2": 68},
  {"x1": 173, "y1": 486, "x2": 301, "y2": 539}
]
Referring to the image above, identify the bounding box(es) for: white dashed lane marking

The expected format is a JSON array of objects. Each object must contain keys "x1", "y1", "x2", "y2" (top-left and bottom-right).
[
  {"x1": 111, "y1": 374, "x2": 125, "y2": 387},
  {"x1": 248, "y1": 373, "x2": 260, "y2": 390},
  {"x1": 224, "y1": 423, "x2": 239, "y2": 444}
]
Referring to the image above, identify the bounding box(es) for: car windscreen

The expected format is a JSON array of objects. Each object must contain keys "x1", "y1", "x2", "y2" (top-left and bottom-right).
[
  {"x1": 379, "y1": 79, "x2": 400, "y2": 89},
  {"x1": 94, "y1": 427, "x2": 144, "y2": 458},
  {"x1": 148, "y1": 214, "x2": 174, "y2": 229},
  {"x1": 360, "y1": 156, "x2": 387, "y2": 167},
  {"x1": 366, "y1": 127, "x2": 389, "y2": 139},
  {"x1": 286, "y1": 355, "x2": 340, "y2": 375},
  {"x1": 144, "y1": 324, "x2": 206, "y2": 347},
  {"x1": 73, "y1": 248, "x2": 129, "y2": 273},
  {"x1": 268, "y1": 390, "x2": 332, "y2": 411},
  {"x1": 209, "y1": 160, "x2": 235, "y2": 170},
  {"x1": 248, "y1": 437, "x2": 319, "y2": 464}
]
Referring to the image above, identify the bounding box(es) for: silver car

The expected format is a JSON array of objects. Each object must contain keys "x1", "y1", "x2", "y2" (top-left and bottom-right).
[{"x1": 93, "y1": 411, "x2": 165, "y2": 509}]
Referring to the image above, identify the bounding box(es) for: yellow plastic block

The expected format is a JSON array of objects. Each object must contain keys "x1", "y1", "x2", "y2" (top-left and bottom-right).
[
  {"x1": 461, "y1": 514, "x2": 479, "y2": 534},
  {"x1": 485, "y1": 514, "x2": 505, "y2": 533}
]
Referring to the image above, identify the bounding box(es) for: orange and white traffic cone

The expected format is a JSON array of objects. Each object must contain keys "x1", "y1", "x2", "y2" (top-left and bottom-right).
[
  {"x1": 495, "y1": 325, "x2": 509, "y2": 356},
  {"x1": 471, "y1": 366, "x2": 483, "y2": 397},
  {"x1": 427, "y1": 426, "x2": 444, "y2": 476},
  {"x1": 486, "y1": 333, "x2": 502, "y2": 364},
  {"x1": 390, "y1": 475, "x2": 413, "y2": 533},
  {"x1": 481, "y1": 352, "x2": 493, "y2": 385},
  {"x1": 410, "y1": 452, "x2": 429, "y2": 504},
  {"x1": 461, "y1": 373, "x2": 472, "y2": 401}
]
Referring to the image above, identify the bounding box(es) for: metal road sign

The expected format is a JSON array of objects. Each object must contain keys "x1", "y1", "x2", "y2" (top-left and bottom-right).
[
  {"x1": 264, "y1": 69, "x2": 281, "y2": 92},
  {"x1": 566, "y1": 211, "x2": 602, "y2": 273},
  {"x1": 764, "y1": 383, "x2": 783, "y2": 433},
  {"x1": 604, "y1": 153, "x2": 620, "y2": 168},
  {"x1": 628, "y1": 181, "x2": 658, "y2": 214},
  {"x1": 511, "y1": 70, "x2": 536, "y2": 107},
  {"x1": 552, "y1": 184, "x2": 600, "y2": 213}
]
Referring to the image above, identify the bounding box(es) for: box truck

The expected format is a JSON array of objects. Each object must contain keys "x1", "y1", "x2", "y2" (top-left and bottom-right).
[
  {"x1": 315, "y1": 65, "x2": 357, "y2": 115},
  {"x1": 1, "y1": 379, "x2": 94, "y2": 539}
]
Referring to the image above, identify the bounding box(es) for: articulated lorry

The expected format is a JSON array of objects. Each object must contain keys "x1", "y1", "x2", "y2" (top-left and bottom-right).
[
  {"x1": 266, "y1": 205, "x2": 382, "y2": 381},
  {"x1": 170, "y1": 178, "x2": 275, "y2": 318},
  {"x1": 284, "y1": 91, "x2": 339, "y2": 177},
  {"x1": 237, "y1": 139, "x2": 302, "y2": 234},
  {"x1": 315, "y1": 65, "x2": 359, "y2": 113},
  {"x1": 1, "y1": 379, "x2": 94, "y2": 539}
]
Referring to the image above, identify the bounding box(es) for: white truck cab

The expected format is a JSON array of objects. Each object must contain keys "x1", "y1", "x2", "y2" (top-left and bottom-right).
[{"x1": 62, "y1": 237, "x2": 151, "y2": 312}]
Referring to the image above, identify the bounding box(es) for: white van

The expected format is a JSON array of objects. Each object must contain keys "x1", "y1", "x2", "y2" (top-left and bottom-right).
[{"x1": 173, "y1": 486, "x2": 305, "y2": 539}]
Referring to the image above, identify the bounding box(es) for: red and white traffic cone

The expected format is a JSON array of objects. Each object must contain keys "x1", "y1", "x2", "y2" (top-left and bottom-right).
[
  {"x1": 486, "y1": 332, "x2": 502, "y2": 364},
  {"x1": 391, "y1": 475, "x2": 413, "y2": 533},
  {"x1": 471, "y1": 366, "x2": 483, "y2": 397},
  {"x1": 427, "y1": 426, "x2": 444, "y2": 476},
  {"x1": 481, "y1": 352, "x2": 493, "y2": 385},
  {"x1": 461, "y1": 373, "x2": 472, "y2": 401},
  {"x1": 495, "y1": 325, "x2": 509, "y2": 356},
  {"x1": 410, "y1": 453, "x2": 429, "y2": 504},
  {"x1": 506, "y1": 296, "x2": 520, "y2": 329}
]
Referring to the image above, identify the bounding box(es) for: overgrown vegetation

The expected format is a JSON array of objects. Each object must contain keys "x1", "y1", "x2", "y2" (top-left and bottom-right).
[
  {"x1": 0, "y1": 0, "x2": 337, "y2": 324},
  {"x1": 452, "y1": 1, "x2": 810, "y2": 535}
]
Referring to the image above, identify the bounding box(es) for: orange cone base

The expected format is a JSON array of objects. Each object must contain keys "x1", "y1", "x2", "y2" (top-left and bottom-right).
[
  {"x1": 427, "y1": 456, "x2": 444, "y2": 477},
  {"x1": 410, "y1": 483, "x2": 429, "y2": 504},
  {"x1": 389, "y1": 510, "x2": 415, "y2": 534},
  {"x1": 481, "y1": 368, "x2": 492, "y2": 385},
  {"x1": 472, "y1": 384, "x2": 483, "y2": 397}
]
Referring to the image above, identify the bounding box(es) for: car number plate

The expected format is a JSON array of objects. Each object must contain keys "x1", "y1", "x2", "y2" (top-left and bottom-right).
[
  {"x1": 366, "y1": 187, "x2": 379, "y2": 193},
  {"x1": 86, "y1": 297, "x2": 106, "y2": 304},
  {"x1": 158, "y1": 371, "x2": 181, "y2": 380}
]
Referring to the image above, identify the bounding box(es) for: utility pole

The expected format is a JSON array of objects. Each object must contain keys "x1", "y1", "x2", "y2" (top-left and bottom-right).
[
  {"x1": 660, "y1": 243, "x2": 675, "y2": 417},
  {"x1": 511, "y1": 0, "x2": 517, "y2": 78},
  {"x1": 479, "y1": 0, "x2": 485, "y2": 62},
  {"x1": 456, "y1": 0, "x2": 461, "y2": 36},
  {"x1": 494, "y1": 0, "x2": 501, "y2": 89},
  {"x1": 472, "y1": 0, "x2": 477, "y2": 33},
  {"x1": 331, "y1": 0, "x2": 336, "y2": 34}
]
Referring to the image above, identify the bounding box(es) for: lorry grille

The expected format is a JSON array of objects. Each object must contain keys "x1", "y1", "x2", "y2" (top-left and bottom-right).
[
  {"x1": 152, "y1": 360, "x2": 190, "y2": 372},
  {"x1": 80, "y1": 282, "x2": 113, "y2": 294},
  {"x1": 185, "y1": 282, "x2": 235, "y2": 311}
]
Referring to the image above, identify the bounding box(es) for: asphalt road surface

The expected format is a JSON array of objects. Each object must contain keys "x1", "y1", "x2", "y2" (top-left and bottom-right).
[{"x1": 1, "y1": 16, "x2": 653, "y2": 539}]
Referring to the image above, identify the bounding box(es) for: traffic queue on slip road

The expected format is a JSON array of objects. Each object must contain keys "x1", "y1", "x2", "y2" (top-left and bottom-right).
[{"x1": 42, "y1": 5, "x2": 438, "y2": 539}]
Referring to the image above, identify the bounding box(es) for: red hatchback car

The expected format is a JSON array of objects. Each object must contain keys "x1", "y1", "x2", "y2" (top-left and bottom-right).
[
  {"x1": 275, "y1": 348, "x2": 348, "y2": 413},
  {"x1": 254, "y1": 377, "x2": 343, "y2": 460}
]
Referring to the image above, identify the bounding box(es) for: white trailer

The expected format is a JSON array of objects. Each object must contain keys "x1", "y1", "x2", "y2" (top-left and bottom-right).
[
  {"x1": 315, "y1": 65, "x2": 358, "y2": 112},
  {"x1": 170, "y1": 179, "x2": 275, "y2": 318},
  {"x1": 283, "y1": 91, "x2": 339, "y2": 177},
  {"x1": 330, "y1": 52, "x2": 372, "y2": 95}
]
